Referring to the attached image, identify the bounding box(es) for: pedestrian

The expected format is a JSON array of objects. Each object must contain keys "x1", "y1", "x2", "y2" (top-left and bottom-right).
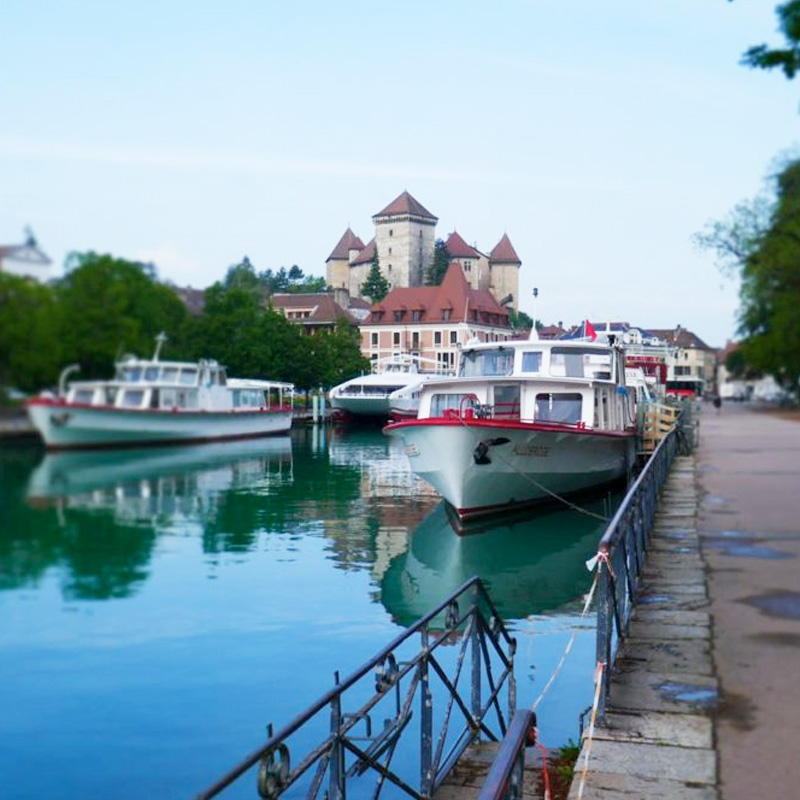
[{"x1": 713, "y1": 395, "x2": 722, "y2": 413}]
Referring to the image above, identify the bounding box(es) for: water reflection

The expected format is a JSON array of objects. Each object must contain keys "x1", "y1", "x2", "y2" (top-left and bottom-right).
[{"x1": 379, "y1": 496, "x2": 613, "y2": 626}]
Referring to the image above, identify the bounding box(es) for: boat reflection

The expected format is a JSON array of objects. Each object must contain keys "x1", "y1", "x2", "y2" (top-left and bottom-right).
[
  {"x1": 26, "y1": 437, "x2": 294, "y2": 525},
  {"x1": 379, "y1": 495, "x2": 615, "y2": 625}
]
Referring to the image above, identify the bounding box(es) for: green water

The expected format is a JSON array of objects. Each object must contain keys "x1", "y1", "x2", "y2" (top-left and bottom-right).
[{"x1": 0, "y1": 427, "x2": 610, "y2": 799}]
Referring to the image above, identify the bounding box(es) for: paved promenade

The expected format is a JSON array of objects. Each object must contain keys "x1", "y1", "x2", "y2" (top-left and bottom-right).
[{"x1": 568, "y1": 402, "x2": 800, "y2": 800}]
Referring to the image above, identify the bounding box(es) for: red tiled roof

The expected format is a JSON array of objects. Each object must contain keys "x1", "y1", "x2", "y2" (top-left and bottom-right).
[
  {"x1": 370, "y1": 264, "x2": 510, "y2": 327},
  {"x1": 373, "y1": 191, "x2": 437, "y2": 221},
  {"x1": 351, "y1": 238, "x2": 376, "y2": 266},
  {"x1": 445, "y1": 231, "x2": 482, "y2": 259},
  {"x1": 326, "y1": 227, "x2": 365, "y2": 262},
  {"x1": 646, "y1": 328, "x2": 713, "y2": 351},
  {"x1": 489, "y1": 233, "x2": 520, "y2": 264},
  {"x1": 271, "y1": 293, "x2": 359, "y2": 325}
]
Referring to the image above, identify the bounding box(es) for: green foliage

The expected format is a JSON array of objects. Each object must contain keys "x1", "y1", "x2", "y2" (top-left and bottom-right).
[
  {"x1": 696, "y1": 158, "x2": 800, "y2": 397},
  {"x1": 361, "y1": 259, "x2": 390, "y2": 302},
  {"x1": 426, "y1": 239, "x2": 450, "y2": 285},
  {"x1": 0, "y1": 273, "x2": 63, "y2": 391},
  {"x1": 508, "y1": 309, "x2": 534, "y2": 331},
  {"x1": 740, "y1": 1, "x2": 800, "y2": 79},
  {"x1": 56, "y1": 252, "x2": 188, "y2": 378}
]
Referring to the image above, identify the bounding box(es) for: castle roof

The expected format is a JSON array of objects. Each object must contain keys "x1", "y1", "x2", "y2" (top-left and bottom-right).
[
  {"x1": 445, "y1": 230, "x2": 482, "y2": 260},
  {"x1": 326, "y1": 227, "x2": 365, "y2": 262},
  {"x1": 373, "y1": 191, "x2": 438, "y2": 222},
  {"x1": 350, "y1": 238, "x2": 376, "y2": 266},
  {"x1": 370, "y1": 264, "x2": 510, "y2": 327},
  {"x1": 489, "y1": 233, "x2": 520, "y2": 264}
]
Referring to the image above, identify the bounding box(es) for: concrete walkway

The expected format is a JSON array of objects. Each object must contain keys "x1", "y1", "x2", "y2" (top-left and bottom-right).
[
  {"x1": 568, "y1": 403, "x2": 800, "y2": 799},
  {"x1": 699, "y1": 404, "x2": 800, "y2": 800}
]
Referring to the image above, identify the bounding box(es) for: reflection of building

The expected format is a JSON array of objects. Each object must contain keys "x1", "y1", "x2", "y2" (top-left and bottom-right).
[
  {"x1": 325, "y1": 191, "x2": 522, "y2": 311},
  {"x1": 0, "y1": 228, "x2": 52, "y2": 282}
]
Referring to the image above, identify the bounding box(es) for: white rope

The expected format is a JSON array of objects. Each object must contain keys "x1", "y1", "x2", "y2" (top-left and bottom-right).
[{"x1": 575, "y1": 661, "x2": 605, "y2": 800}]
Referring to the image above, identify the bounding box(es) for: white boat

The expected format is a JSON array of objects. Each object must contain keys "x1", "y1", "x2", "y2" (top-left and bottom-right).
[
  {"x1": 26, "y1": 334, "x2": 294, "y2": 450},
  {"x1": 329, "y1": 353, "x2": 452, "y2": 421},
  {"x1": 383, "y1": 335, "x2": 638, "y2": 521}
]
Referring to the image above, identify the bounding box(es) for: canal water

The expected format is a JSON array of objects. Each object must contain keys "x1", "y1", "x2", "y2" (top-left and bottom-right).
[{"x1": 0, "y1": 427, "x2": 614, "y2": 800}]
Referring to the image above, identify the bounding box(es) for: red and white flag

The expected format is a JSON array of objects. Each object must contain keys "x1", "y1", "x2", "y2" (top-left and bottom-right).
[{"x1": 585, "y1": 319, "x2": 597, "y2": 342}]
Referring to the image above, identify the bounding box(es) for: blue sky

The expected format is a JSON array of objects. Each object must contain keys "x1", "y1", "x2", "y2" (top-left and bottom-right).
[{"x1": 2, "y1": 0, "x2": 798, "y2": 347}]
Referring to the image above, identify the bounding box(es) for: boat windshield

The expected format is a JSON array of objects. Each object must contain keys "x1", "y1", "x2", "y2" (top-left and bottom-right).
[
  {"x1": 549, "y1": 348, "x2": 613, "y2": 380},
  {"x1": 459, "y1": 347, "x2": 514, "y2": 378}
]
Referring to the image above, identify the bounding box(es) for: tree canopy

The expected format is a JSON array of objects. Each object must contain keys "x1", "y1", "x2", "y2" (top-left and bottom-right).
[
  {"x1": 740, "y1": 1, "x2": 800, "y2": 79},
  {"x1": 695, "y1": 157, "x2": 800, "y2": 397},
  {"x1": 426, "y1": 239, "x2": 450, "y2": 286},
  {"x1": 361, "y1": 259, "x2": 390, "y2": 302}
]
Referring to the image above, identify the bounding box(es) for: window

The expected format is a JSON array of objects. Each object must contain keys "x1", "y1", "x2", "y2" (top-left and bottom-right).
[
  {"x1": 393, "y1": 332, "x2": 400, "y2": 346},
  {"x1": 450, "y1": 330, "x2": 458, "y2": 345},
  {"x1": 412, "y1": 332, "x2": 420, "y2": 350},
  {"x1": 388, "y1": 247, "x2": 392, "y2": 255},
  {"x1": 371, "y1": 333, "x2": 378, "y2": 347},
  {"x1": 434, "y1": 331, "x2": 442, "y2": 345},
  {"x1": 460, "y1": 347, "x2": 514, "y2": 377},
  {"x1": 535, "y1": 393, "x2": 583, "y2": 424},
  {"x1": 493, "y1": 384, "x2": 520, "y2": 417},
  {"x1": 411, "y1": 310, "x2": 422, "y2": 322},
  {"x1": 145, "y1": 367, "x2": 159, "y2": 381},
  {"x1": 393, "y1": 310, "x2": 404, "y2": 322},
  {"x1": 442, "y1": 309, "x2": 451, "y2": 321},
  {"x1": 162, "y1": 367, "x2": 178, "y2": 382},
  {"x1": 521, "y1": 351, "x2": 543, "y2": 373},
  {"x1": 549, "y1": 348, "x2": 611, "y2": 380},
  {"x1": 121, "y1": 389, "x2": 145, "y2": 407},
  {"x1": 74, "y1": 389, "x2": 94, "y2": 404},
  {"x1": 464, "y1": 260, "x2": 471, "y2": 272},
  {"x1": 431, "y1": 392, "x2": 478, "y2": 417},
  {"x1": 389, "y1": 229, "x2": 393, "y2": 237},
  {"x1": 179, "y1": 368, "x2": 198, "y2": 385}
]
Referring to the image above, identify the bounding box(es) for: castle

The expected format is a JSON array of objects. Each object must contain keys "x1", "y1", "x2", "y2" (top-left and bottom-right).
[{"x1": 325, "y1": 191, "x2": 522, "y2": 312}]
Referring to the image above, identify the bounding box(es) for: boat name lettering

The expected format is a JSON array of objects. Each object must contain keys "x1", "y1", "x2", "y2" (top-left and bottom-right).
[
  {"x1": 404, "y1": 444, "x2": 420, "y2": 457},
  {"x1": 512, "y1": 443, "x2": 550, "y2": 457}
]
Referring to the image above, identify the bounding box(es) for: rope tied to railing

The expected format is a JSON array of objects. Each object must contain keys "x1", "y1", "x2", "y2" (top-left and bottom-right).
[{"x1": 575, "y1": 661, "x2": 605, "y2": 800}]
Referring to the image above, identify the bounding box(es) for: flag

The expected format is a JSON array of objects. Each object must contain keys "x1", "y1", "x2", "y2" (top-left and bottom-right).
[{"x1": 585, "y1": 319, "x2": 597, "y2": 342}]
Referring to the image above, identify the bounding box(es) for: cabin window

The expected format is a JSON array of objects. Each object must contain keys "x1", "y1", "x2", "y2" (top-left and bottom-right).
[
  {"x1": 521, "y1": 351, "x2": 542, "y2": 373},
  {"x1": 176, "y1": 390, "x2": 198, "y2": 409},
  {"x1": 179, "y1": 368, "x2": 198, "y2": 386},
  {"x1": 145, "y1": 367, "x2": 159, "y2": 381},
  {"x1": 493, "y1": 384, "x2": 520, "y2": 418},
  {"x1": 74, "y1": 389, "x2": 94, "y2": 404},
  {"x1": 123, "y1": 367, "x2": 142, "y2": 382},
  {"x1": 549, "y1": 348, "x2": 611, "y2": 380},
  {"x1": 150, "y1": 389, "x2": 160, "y2": 409},
  {"x1": 161, "y1": 389, "x2": 176, "y2": 408},
  {"x1": 162, "y1": 367, "x2": 179, "y2": 382},
  {"x1": 459, "y1": 347, "x2": 514, "y2": 378},
  {"x1": 535, "y1": 393, "x2": 583, "y2": 424},
  {"x1": 121, "y1": 389, "x2": 145, "y2": 407},
  {"x1": 430, "y1": 392, "x2": 478, "y2": 417}
]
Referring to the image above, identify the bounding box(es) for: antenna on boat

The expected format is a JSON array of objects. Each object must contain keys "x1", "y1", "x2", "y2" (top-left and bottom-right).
[
  {"x1": 153, "y1": 332, "x2": 168, "y2": 361},
  {"x1": 528, "y1": 287, "x2": 539, "y2": 341}
]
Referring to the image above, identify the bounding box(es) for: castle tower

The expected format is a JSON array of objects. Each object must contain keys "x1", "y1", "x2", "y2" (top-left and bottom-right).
[
  {"x1": 325, "y1": 227, "x2": 365, "y2": 290},
  {"x1": 444, "y1": 230, "x2": 490, "y2": 292},
  {"x1": 372, "y1": 191, "x2": 437, "y2": 289},
  {"x1": 488, "y1": 234, "x2": 521, "y2": 313}
]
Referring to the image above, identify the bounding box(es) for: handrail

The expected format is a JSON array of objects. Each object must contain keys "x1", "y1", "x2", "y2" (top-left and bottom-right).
[
  {"x1": 191, "y1": 576, "x2": 517, "y2": 800},
  {"x1": 474, "y1": 710, "x2": 535, "y2": 800},
  {"x1": 592, "y1": 404, "x2": 694, "y2": 722}
]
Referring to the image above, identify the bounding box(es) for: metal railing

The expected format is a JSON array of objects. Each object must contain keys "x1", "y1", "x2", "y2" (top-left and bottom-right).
[
  {"x1": 192, "y1": 577, "x2": 517, "y2": 800},
  {"x1": 592, "y1": 406, "x2": 694, "y2": 721}
]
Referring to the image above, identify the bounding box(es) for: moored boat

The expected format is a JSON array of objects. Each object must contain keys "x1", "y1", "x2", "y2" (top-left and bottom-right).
[
  {"x1": 383, "y1": 334, "x2": 638, "y2": 521},
  {"x1": 330, "y1": 353, "x2": 452, "y2": 421},
  {"x1": 26, "y1": 334, "x2": 294, "y2": 450}
]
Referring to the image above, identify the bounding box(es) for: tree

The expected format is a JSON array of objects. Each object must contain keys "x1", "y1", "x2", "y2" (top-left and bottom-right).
[
  {"x1": 426, "y1": 239, "x2": 450, "y2": 285},
  {"x1": 0, "y1": 273, "x2": 63, "y2": 392},
  {"x1": 508, "y1": 309, "x2": 534, "y2": 332},
  {"x1": 361, "y1": 258, "x2": 390, "y2": 302},
  {"x1": 695, "y1": 157, "x2": 800, "y2": 398},
  {"x1": 56, "y1": 252, "x2": 188, "y2": 379},
  {"x1": 740, "y1": 1, "x2": 800, "y2": 79}
]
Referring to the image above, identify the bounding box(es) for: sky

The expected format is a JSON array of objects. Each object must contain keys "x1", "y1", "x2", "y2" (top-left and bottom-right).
[{"x1": 2, "y1": 0, "x2": 798, "y2": 349}]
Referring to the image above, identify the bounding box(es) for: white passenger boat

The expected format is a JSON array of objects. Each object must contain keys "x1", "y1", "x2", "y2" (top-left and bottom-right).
[
  {"x1": 26, "y1": 334, "x2": 294, "y2": 450},
  {"x1": 383, "y1": 334, "x2": 638, "y2": 521},
  {"x1": 330, "y1": 354, "x2": 452, "y2": 421}
]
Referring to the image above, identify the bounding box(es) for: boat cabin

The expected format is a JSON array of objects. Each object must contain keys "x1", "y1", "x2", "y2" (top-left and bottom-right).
[{"x1": 418, "y1": 341, "x2": 634, "y2": 431}]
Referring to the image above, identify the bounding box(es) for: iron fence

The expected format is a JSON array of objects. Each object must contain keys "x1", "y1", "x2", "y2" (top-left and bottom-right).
[
  {"x1": 191, "y1": 576, "x2": 516, "y2": 800},
  {"x1": 592, "y1": 404, "x2": 694, "y2": 721}
]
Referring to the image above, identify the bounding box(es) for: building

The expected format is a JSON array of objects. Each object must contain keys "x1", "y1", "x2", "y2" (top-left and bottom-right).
[
  {"x1": 325, "y1": 191, "x2": 522, "y2": 311},
  {"x1": 359, "y1": 263, "x2": 514, "y2": 373},
  {"x1": 271, "y1": 290, "x2": 371, "y2": 335},
  {"x1": 647, "y1": 326, "x2": 717, "y2": 395},
  {"x1": 0, "y1": 228, "x2": 52, "y2": 282}
]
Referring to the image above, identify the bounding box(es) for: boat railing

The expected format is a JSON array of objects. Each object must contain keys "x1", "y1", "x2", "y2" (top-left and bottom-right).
[
  {"x1": 592, "y1": 406, "x2": 694, "y2": 723},
  {"x1": 191, "y1": 576, "x2": 517, "y2": 800}
]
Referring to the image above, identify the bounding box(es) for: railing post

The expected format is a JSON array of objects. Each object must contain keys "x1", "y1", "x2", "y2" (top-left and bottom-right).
[
  {"x1": 471, "y1": 583, "x2": 482, "y2": 741},
  {"x1": 420, "y1": 627, "x2": 433, "y2": 797},
  {"x1": 595, "y1": 553, "x2": 611, "y2": 722},
  {"x1": 330, "y1": 672, "x2": 345, "y2": 800}
]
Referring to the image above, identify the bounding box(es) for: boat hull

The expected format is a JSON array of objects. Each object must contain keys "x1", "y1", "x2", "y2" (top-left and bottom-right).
[
  {"x1": 384, "y1": 419, "x2": 635, "y2": 520},
  {"x1": 26, "y1": 399, "x2": 293, "y2": 450}
]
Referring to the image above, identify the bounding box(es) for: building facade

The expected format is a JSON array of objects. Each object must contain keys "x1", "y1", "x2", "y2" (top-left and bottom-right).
[{"x1": 0, "y1": 228, "x2": 52, "y2": 282}]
